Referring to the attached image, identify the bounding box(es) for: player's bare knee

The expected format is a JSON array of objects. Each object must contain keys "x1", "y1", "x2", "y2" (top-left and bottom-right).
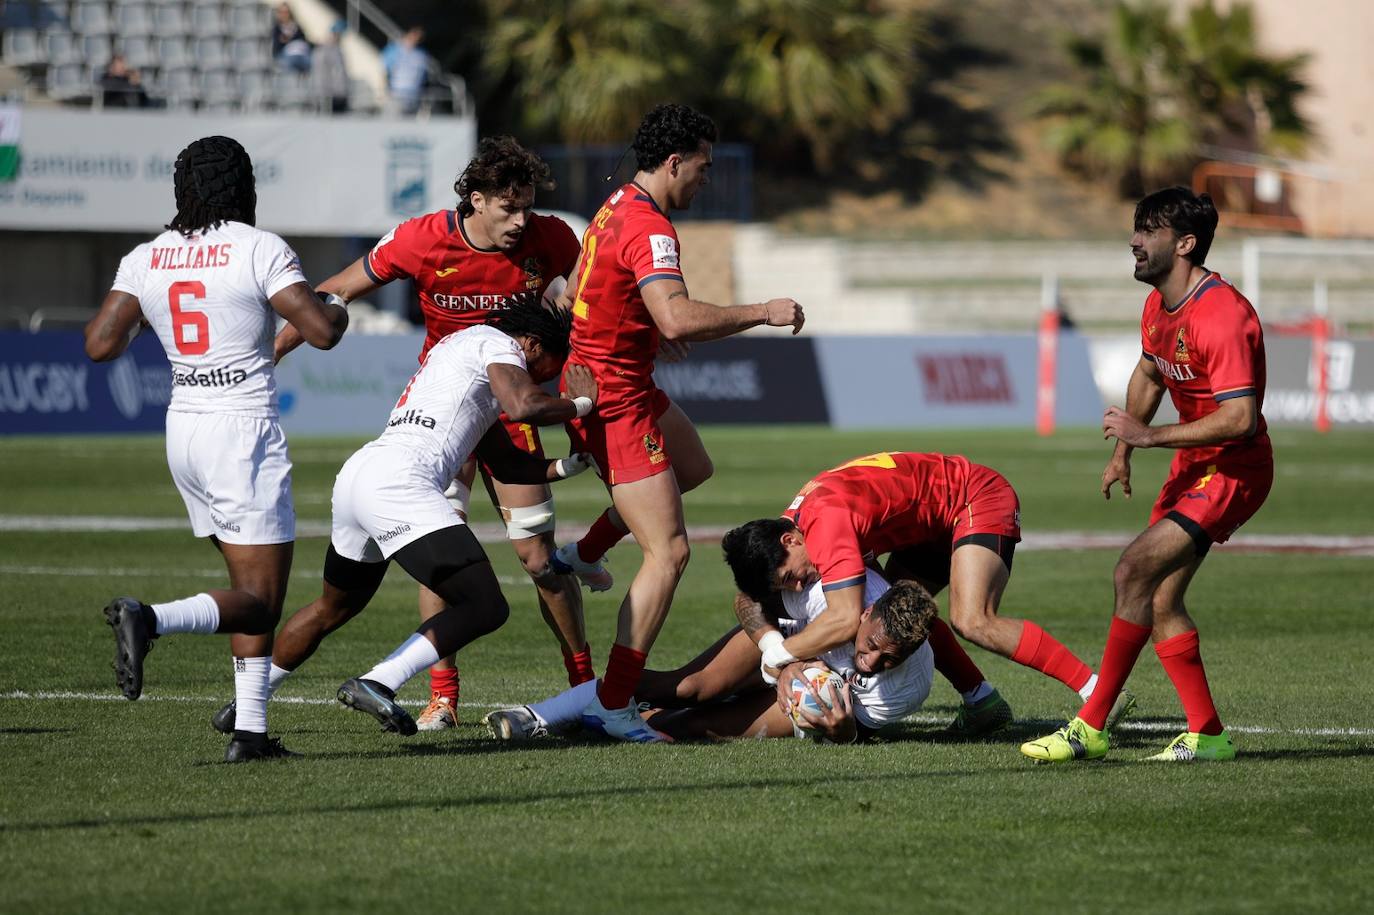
[{"x1": 949, "y1": 607, "x2": 991, "y2": 646}]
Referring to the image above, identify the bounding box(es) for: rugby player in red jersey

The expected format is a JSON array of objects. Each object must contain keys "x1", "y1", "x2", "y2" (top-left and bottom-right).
[
  {"x1": 1023, "y1": 187, "x2": 1270, "y2": 763},
  {"x1": 721, "y1": 451, "x2": 1134, "y2": 733},
  {"x1": 558, "y1": 103, "x2": 804, "y2": 742},
  {"x1": 213, "y1": 137, "x2": 593, "y2": 735}
]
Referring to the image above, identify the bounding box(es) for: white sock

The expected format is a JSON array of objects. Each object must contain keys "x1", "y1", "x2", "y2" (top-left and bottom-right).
[
  {"x1": 266, "y1": 663, "x2": 293, "y2": 700},
  {"x1": 960, "y1": 681, "x2": 994, "y2": 705},
  {"x1": 361, "y1": 633, "x2": 441, "y2": 694},
  {"x1": 234, "y1": 656, "x2": 270, "y2": 733},
  {"x1": 530, "y1": 679, "x2": 599, "y2": 727},
  {"x1": 1078, "y1": 673, "x2": 1099, "y2": 701},
  {"x1": 151, "y1": 593, "x2": 220, "y2": 635}
]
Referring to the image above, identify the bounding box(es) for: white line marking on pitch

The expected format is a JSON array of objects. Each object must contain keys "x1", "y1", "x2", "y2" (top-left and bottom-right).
[
  {"x1": 3, "y1": 690, "x2": 1371, "y2": 738},
  {"x1": 0, "y1": 565, "x2": 526, "y2": 586}
]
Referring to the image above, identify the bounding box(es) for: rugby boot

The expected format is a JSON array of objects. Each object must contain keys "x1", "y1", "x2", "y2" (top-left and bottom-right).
[
  {"x1": 946, "y1": 688, "x2": 1014, "y2": 738},
  {"x1": 1104, "y1": 688, "x2": 1138, "y2": 733},
  {"x1": 551, "y1": 543, "x2": 614, "y2": 593},
  {"x1": 337, "y1": 677, "x2": 417, "y2": 736},
  {"x1": 1020, "y1": 716, "x2": 1109, "y2": 763},
  {"x1": 416, "y1": 693, "x2": 458, "y2": 731},
  {"x1": 224, "y1": 732, "x2": 299, "y2": 763},
  {"x1": 1144, "y1": 729, "x2": 1236, "y2": 762},
  {"x1": 103, "y1": 597, "x2": 156, "y2": 700},
  {"x1": 211, "y1": 700, "x2": 237, "y2": 734},
  {"x1": 581, "y1": 694, "x2": 672, "y2": 743},
  {"x1": 484, "y1": 706, "x2": 549, "y2": 741}
]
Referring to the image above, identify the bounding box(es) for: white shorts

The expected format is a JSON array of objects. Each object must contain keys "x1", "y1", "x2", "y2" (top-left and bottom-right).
[
  {"x1": 331, "y1": 445, "x2": 464, "y2": 563},
  {"x1": 165, "y1": 410, "x2": 295, "y2": 545}
]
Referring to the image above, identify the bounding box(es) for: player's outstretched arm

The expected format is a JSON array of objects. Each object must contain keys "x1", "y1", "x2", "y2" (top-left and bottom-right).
[
  {"x1": 778, "y1": 584, "x2": 865, "y2": 661},
  {"x1": 84, "y1": 290, "x2": 146, "y2": 362},
  {"x1": 642, "y1": 279, "x2": 804, "y2": 342},
  {"x1": 488, "y1": 361, "x2": 596, "y2": 426},
  {"x1": 270, "y1": 282, "x2": 348, "y2": 351},
  {"x1": 273, "y1": 258, "x2": 379, "y2": 361},
  {"x1": 473, "y1": 422, "x2": 592, "y2": 485}
]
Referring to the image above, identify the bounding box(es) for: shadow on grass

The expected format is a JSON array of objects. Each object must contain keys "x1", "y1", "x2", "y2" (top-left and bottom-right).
[{"x1": 0, "y1": 727, "x2": 77, "y2": 736}]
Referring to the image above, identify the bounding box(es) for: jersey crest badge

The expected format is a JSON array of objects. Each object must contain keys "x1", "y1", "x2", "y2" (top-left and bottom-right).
[
  {"x1": 1174, "y1": 328, "x2": 1190, "y2": 363},
  {"x1": 522, "y1": 256, "x2": 542, "y2": 289}
]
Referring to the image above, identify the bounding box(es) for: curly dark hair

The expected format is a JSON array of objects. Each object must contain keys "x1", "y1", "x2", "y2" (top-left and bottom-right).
[
  {"x1": 721, "y1": 518, "x2": 796, "y2": 602},
  {"x1": 869, "y1": 581, "x2": 938, "y2": 655},
  {"x1": 454, "y1": 136, "x2": 553, "y2": 217},
  {"x1": 166, "y1": 136, "x2": 256, "y2": 236},
  {"x1": 488, "y1": 295, "x2": 575, "y2": 361},
  {"x1": 632, "y1": 103, "x2": 717, "y2": 173},
  {"x1": 1133, "y1": 186, "x2": 1220, "y2": 266}
]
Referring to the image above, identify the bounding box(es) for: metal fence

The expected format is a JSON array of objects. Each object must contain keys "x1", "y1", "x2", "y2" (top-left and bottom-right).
[{"x1": 536, "y1": 143, "x2": 753, "y2": 221}]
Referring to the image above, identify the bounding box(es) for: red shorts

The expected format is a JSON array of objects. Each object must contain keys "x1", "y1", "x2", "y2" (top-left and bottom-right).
[
  {"x1": 1150, "y1": 454, "x2": 1273, "y2": 544},
  {"x1": 953, "y1": 465, "x2": 1023, "y2": 541},
  {"x1": 565, "y1": 385, "x2": 673, "y2": 486},
  {"x1": 475, "y1": 413, "x2": 545, "y2": 482}
]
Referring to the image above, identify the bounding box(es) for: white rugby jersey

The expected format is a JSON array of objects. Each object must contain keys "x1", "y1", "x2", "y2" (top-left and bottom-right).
[
  {"x1": 368, "y1": 324, "x2": 527, "y2": 488},
  {"x1": 112, "y1": 221, "x2": 307, "y2": 417},
  {"x1": 781, "y1": 569, "x2": 935, "y2": 730}
]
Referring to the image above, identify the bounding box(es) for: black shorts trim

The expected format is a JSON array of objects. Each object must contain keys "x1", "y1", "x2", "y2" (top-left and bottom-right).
[
  {"x1": 1163, "y1": 511, "x2": 1212, "y2": 558},
  {"x1": 952, "y1": 532, "x2": 1016, "y2": 573},
  {"x1": 323, "y1": 544, "x2": 389, "y2": 593}
]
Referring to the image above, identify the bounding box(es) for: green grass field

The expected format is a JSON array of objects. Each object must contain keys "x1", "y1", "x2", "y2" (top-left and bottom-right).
[{"x1": 2, "y1": 426, "x2": 1372, "y2": 913}]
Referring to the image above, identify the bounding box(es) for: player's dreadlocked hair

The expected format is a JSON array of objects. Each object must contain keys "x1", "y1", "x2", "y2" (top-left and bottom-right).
[
  {"x1": 166, "y1": 136, "x2": 256, "y2": 236},
  {"x1": 489, "y1": 296, "x2": 575, "y2": 361},
  {"x1": 869, "y1": 581, "x2": 938, "y2": 655},
  {"x1": 632, "y1": 103, "x2": 717, "y2": 173},
  {"x1": 454, "y1": 136, "x2": 553, "y2": 217},
  {"x1": 721, "y1": 518, "x2": 798, "y2": 602},
  {"x1": 1134, "y1": 186, "x2": 1219, "y2": 266}
]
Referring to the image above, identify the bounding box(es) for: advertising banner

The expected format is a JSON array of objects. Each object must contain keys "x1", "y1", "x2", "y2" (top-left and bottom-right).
[
  {"x1": 653, "y1": 337, "x2": 828, "y2": 424},
  {"x1": 815, "y1": 333, "x2": 1104, "y2": 428},
  {"x1": 273, "y1": 332, "x2": 425, "y2": 436},
  {"x1": 1265, "y1": 336, "x2": 1374, "y2": 426},
  {"x1": 0, "y1": 107, "x2": 475, "y2": 236},
  {"x1": 0, "y1": 330, "x2": 170, "y2": 434}
]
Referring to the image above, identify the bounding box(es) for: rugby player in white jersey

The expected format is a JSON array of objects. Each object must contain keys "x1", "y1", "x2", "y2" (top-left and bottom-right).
[
  {"x1": 83, "y1": 135, "x2": 348, "y2": 762},
  {"x1": 227, "y1": 298, "x2": 597, "y2": 737},
  {"x1": 486, "y1": 573, "x2": 937, "y2": 743}
]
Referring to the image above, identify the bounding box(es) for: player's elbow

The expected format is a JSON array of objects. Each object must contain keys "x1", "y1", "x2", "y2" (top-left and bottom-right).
[{"x1": 84, "y1": 333, "x2": 118, "y2": 362}]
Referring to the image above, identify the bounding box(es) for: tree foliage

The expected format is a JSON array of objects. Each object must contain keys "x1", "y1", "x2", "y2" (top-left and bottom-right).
[{"x1": 1035, "y1": 0, "x2": 1312, "y2": 196}]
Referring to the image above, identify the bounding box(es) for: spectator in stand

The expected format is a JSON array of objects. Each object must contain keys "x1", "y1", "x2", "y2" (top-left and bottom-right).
[
  {"x1": 382, "y1": 26, "x2": 429, "y2": 115},
  {"x1": 313, "y1": 19, "x2": 350, "y2": 114},
  {"x1": 272, "y1": 3, "x2": 312, "y2": 74},
  {"x1": 100, "y1": 55, "x2": 149, "y2": 109}
]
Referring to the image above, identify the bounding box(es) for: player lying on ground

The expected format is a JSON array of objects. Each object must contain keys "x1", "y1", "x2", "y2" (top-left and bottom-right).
[
  {"x1": 486, "y1": 573, "x2": 938, "y2": 744},
  {"x1": 722, "y1": 451, "x2": 1135, "y2": 733},
  {"x1": 84, "y1": 135, "x2": 348, "y2": 762},
  {"x1": 271, "y1": 136, "x2": 592, "y2": 732},
  {"x1": 1022, "y1": 187, "x2": 1271, "y2": 764},
  {"x1": 210, "y1": 299, "x2": 596, "y2": 738},
  {"x1": 545, "y1": 103, "x2": 805, "y2": 743}
]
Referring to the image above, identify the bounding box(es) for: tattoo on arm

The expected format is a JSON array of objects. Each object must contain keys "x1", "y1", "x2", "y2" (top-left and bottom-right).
[
  {"x1": 734, "y1": 593, "x2": 770, "y2": 636},
  {"x1": 666, "y1": 290, "x2": 687, "y2": 301}
]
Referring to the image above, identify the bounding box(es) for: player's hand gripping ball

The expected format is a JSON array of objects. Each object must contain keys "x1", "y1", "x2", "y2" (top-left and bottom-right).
[{"x1": 787, "y1": 666, "x2": 843, "y2": 725}]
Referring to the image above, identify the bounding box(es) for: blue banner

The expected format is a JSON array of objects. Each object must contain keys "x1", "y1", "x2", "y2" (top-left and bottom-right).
[{"x1": 0, "y1": 331, "x2": 170, "y2": 434}]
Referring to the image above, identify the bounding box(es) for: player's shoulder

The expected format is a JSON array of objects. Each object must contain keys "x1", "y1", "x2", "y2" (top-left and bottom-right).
[
  {"x1": 391, "y1": 209, "x2": 458, "y2": 244},
  {"x1": 1194, "y1": 272, "x2": 1259, "y2": 325}
]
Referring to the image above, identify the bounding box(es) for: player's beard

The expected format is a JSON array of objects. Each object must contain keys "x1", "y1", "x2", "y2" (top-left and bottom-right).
[{"x1": 1133, "y1": 247, "x2": 1171, "y2": 284}]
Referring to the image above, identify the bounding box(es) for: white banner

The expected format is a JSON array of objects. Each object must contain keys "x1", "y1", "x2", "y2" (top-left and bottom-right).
[{"x1": 0, "y1": 107, "x2": 475, "y2": 235}]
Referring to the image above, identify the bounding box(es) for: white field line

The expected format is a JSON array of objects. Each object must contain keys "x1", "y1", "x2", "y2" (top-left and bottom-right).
[
  {"x1": 0, "y1": 564, "x2": 527, "y2": 586},
  {"x1": 4, "y1": 515, "x2": 1374, "y2": 555},
  {"x1": 2, "y1": 689, "x2": 1371, "y2": 738}
]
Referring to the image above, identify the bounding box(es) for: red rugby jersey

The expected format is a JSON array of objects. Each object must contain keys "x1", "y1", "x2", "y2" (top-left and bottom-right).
[
  {"x1": 783, "y1": 452, "x2": 979, "y2": 591},
  {"x1": 1140, "y1": 271, "x2": 1271, "y2": 465},
  {"x1": 364, "y1": 209, "x2": 580, "y2": 359},
  {"x1": 567, "y1": 183, "x2": 684, "y2": 386}
]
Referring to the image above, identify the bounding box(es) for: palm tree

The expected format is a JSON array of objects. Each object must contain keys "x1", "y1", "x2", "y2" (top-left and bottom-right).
[
  {"x1": 480, "y1": 0, "x2": 695, "y2": 142},
  {"x1": 1033, "y1": 1, "x2": 1197, "y2": 197}
]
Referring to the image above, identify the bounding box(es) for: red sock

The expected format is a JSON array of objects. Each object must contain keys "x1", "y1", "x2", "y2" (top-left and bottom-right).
[
  {"x1": 578, "y1": 510, "x2": 628, "y2": 563},
  {"x1": 562, "y1": 642, "x2": 596, "y2": 687},
  {"x1": 1155, "y1": 629, "x2": 1223, "y2": 735},
  {"x1": 1078, "y1": 616, "x2": 1151, "y2": 730},
  {"x1": 598, "y1": 643, "x2": 647, "y2": 710},
  {"x1": 927, "y1": 617, "x2": 985, "y2": 693},
  {"x1": 429, "y1": 665, "x2": 460, "y2": 704},
  {"x1": 1011, "y1": 621, "x2": 1093, "y2": 693}
]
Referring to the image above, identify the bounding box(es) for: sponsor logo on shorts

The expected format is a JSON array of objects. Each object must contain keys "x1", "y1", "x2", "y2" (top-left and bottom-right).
[
  {"x1": 377, "y1": 523, "x2": 412, "y2": 542},
  {"x1": 387, "y1": 408, "x2": 437, "y2": 429},
  {"x1": 1192, "y1": 465, "x2": 1218, "y2": 489},
  {"x1": 643, "y1": 433, "x2": 666, "y2": 464},
  {"x1": 172, "y1": 366, "x2": 249, "y2": 388},
  {"x1": 212, "y1": 514, "x2": 241, "y2": 534}
]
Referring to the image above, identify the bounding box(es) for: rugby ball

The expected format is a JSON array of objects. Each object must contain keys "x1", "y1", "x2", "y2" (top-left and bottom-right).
[{"x1": 787, "y1": 666, "x2": 843, "y2": 724}]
